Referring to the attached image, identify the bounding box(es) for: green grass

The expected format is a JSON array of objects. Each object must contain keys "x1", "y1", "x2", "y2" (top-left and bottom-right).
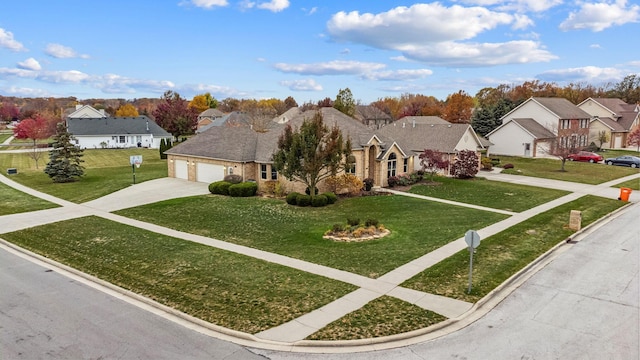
[
  {"x1": 402, "y1": 195, "x2": 625, "y2": 303},
  {"x1": 612, "y1": 178, "x2": 640, "y2": 190},
  {"x1": 0, "y1": 181, "x2": 58, "y2": 215},
  {"x1": 117, "y1": 195, "x2": 508, "y2": 278},
  {"x1": 497, "y1": 156, "x2": 638, "y2": 184},
  {"x1": 1, "y1": 216, "x2": 357, "y2": 334},
  {"x1": 0, "y1": 148, "x2": 167, "y2": 203},
  {"x1": 0, "y1": 133, "x2": 11, "y2": 143},
  {"x1": 307, "y1": 296, "x2": 446, "y2": 340},
  {"x1": 407, "y1": 176, "x2": 569, "y2": 212}
]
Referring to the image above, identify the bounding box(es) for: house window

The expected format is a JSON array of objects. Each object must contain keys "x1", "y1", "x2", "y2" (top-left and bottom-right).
[
  {"x1": 271, "y1": 166, "x2": 278, "y2": 180},
  {"x1": 560, "y1": 120, "x2": 570, "y2": 129},
  {"x1": 580, "y1": 119, "x2": 589, "y2": 128},
  {"x1": 403, "y1": 158, "x2": 409, "y2": 172},
  {"x1": 387, "y1": 153, "x2": 397, "y2": 178},
  {"x1": 346, "y1": 155, "x2": 356, "y2": 174},
  {"x1": 118, "y1": 135, "x2": 126, "y2": 143},
  {"x1": 261, "y1": 164, "x2": 267, "y2": 179}
]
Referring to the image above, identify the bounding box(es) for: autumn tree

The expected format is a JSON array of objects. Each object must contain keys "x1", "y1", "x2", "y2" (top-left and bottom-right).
[
  {"x1": 13, "y1": 114, "x2": 56, "y2": 168},
  {"x1": 115, "y1": 103, "x2": 139, "y2": 117},
  {"x1": 419, "y1": 149, "x2": 450, "y2": 181},
  {"x1": 239, "y1": 99, "x2": 277, "y2": 132},
  {"x1": 627, "y1": 127, "x2": 640, "y2": 151},
  {"x1": 610, "y1": 74, "x2": 640, "y2": 104},
  {"x1": 317, "y1": 97, "x2": 333, "y2": 108},
  {"x1": 272, "y1": 111, "x2": 353, "y2": 202},
  {"x1": 0, "y1": 102, "x2": 20, "y2": 122},
  {"x1": 442, "y1": 90, "x2": 474, "y2": 123},
  {"x1": 451, "y1": 150, "x2": 479, "y2": 179},
  {"x1": 333, "y1": 88, "x2": 356, "y2": 117},
  {"x1": 44, "y1": 122, "x2": 84, "y2": 182},
  {"x1": 597, "y1": 130, "x2": 610, "y2": 150},
  {"x1": 284, "y1": 96, "x2": 298, "y2": 109},
  {"x1": 548, "y1": 136, "x2": 579, "y2": 172},
  {"x1": 218, "y1": 97, "x2": 240, "y2": 112},
  {"x1": 189, "y1": 92, "x2": 218, "y2": 113},
  {"x1": 152, "y1": 91, "x2": 199, "y2": 140}
]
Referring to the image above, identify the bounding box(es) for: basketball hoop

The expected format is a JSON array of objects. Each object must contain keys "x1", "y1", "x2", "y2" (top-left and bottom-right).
[{"x1": 135, "y1": 161, "x2": 141, "y2": 168}]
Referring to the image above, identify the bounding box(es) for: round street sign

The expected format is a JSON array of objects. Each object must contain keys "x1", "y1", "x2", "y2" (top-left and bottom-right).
[{"x1": 465, "y1": 230, "x2": 481, "y2": 249}]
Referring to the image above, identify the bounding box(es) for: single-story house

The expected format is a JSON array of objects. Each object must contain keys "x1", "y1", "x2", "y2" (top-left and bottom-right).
[
  {"x1": 67, "y1": 116, "x2": 172, "y2": 149},
  {"x1": 166, "y1": 107, "x2": 484, "y2": 191},
  {"x1": 196, "y1": 108, "x2": 225, "y2": 131}
]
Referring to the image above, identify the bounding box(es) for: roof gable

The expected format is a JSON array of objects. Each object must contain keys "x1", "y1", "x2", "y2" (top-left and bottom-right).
[{"x1": 68, "y1": 105, "x2": 108, "y2": 119}]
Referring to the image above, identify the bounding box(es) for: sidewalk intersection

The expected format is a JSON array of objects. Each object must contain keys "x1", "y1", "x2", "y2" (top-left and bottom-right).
[{"x1": 1, "y1": 170, "x2": 638, "y2": 347}]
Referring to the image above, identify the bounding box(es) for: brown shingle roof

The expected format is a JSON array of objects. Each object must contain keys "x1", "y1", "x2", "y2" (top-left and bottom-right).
[
  {"x1": 512, "y1": 118, "x2": 555, "y2": 139},
  {"x1": 375, "y1": 122, "x2": 475, "y2": 154}
]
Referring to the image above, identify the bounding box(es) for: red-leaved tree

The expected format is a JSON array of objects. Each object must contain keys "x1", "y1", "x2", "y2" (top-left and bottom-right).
[
  {"x1": 13, "y1": 115, "x2": 57, "y2": 168},
  {"x1": 152, "y1": 91, "x2": 199, "y2": 141},
  {"x1": 451, "y1": 150, "x2": 479, "y2": 179},
  {"x1": 419, "y1": 149, "x2": 450, "y2": 181},
  {"x1": 627, "y1": 127, "x2": 640, "y2": 152}
]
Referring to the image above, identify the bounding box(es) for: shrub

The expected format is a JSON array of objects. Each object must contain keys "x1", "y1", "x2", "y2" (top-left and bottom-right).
[
  {"x1": 305, "y1": 186, "x2": 319, "y2": 195},
  {"x1": 503, "y1": 163, "x2": 514, "y2": 169},
  {"x1": 365, "y1": 218, "x2": 379, "y2": 227},
  {"x1": 343, "y1": 174, "x2": 364, "y2": 196},
  {"x1": 387, "y1": 176, "x2": 399, "y2": 187},
  {"x1": 363, "y1": 178, "x2": 374, "y2": 191},
  {"x1": 311, "y1": 194, "x2": 328, "y2": 207},
  {"x1": 331, "y1": 223, "x2": 345, "y2": 232},
  {"x1": 223, "y1": 174, "x2": 243, "y2": 184},
  {"x1": 296, "y1": 194, "x2": 311, "y2": 207},
  {"x1": 322, "y1": 192, "x2": 338, "y2": 204},
  {"x1": 490, "y1": 158, "x2": 501, "y2": 166},
  {"x1": 451, "y1": 150, "x2": 479, "y2": 179},
  {"x1": 481, "y1": 157, "x2": 493, "y2": 170},
  {"x1": 228, "y1": 182, "x2": 258, "y2": 197},
  {"x1": 347, "y1": 217, "x2": 360, "y2": 226},
  {"x1": 209, "y1": 181, "x2": 232, "y2": 195},
  {"x1": 396, "y1": 173, "x2": 412, "y2": 186},
  {"x1": 286, "y1": 192, "x2": 300, "y2": 205}
]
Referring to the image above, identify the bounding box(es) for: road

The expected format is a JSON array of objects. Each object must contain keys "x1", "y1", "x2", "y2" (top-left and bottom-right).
[{"x1": 1, "y1": 204, "x2": 638, "y2": 359}]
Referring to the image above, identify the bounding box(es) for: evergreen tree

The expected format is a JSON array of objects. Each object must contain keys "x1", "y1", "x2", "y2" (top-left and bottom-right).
[
  {"x1": 44, "y1": 122, "x2": 84, "y2": 183},
  {"x1": 159, "y1": 138, "x2": 167, "y2": 159}
]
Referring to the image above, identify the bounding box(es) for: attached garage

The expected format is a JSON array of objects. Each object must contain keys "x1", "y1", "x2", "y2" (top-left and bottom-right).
[
  {"x1": 174, "y1": 160, "x2": 188, "y2": 180},
  {"x1": 196, "y1": 162, "x2": 224, "y2": 183}
]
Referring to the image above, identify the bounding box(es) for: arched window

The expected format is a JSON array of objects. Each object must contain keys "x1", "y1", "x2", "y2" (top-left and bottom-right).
[{"x1": 387, "y1": 153, "x2": 397, "y2": 178}]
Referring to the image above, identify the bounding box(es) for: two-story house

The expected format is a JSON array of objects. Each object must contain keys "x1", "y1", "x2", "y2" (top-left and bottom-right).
[{"x1": 578, "y1": 98, "x2": 640, "y2": 149}]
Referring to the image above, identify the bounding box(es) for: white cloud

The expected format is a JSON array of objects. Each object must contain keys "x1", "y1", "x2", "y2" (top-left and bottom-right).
[
  {"x1": 45, "y1": 43, "x2": 90, "y2": 59},
  {"x1": 455, "y1": 0, "x2": 562, "y2": 12},
  {"x1": 280, "y1": 79, "x2": 323, "y2": 91},
  {"x1": 590, "y1": 44, "x2": 602, "y2": 49},
  {"x1": 0, "y1": 28, "x2": 27, "y2": 52},
  {"x1": 3, "y1": 86, "x2": 50, "y2": 97},
  {"x1": 399, "y1": 40, "x2": 557, "y2": 67},
  {"x1": 273, "y1": 60, "x2": 386, "y2": 75},
  {"x1": 537, "y1": 66, "x2": 624, "y2": 82},
  {"x1": 560, "y1": 0, "x2": 640, "y2": 32},
  {"x1": 257, "y1": 0, "x2": 289, "y2": 12},
  {"x1": 183, "y1": 0, "x2": 228, "y2": 9},
  {"x1": 363, "y1": 69, "x2": 433, "y2": 81},
  {"x1": 17, "y1": 58, "x2": 41, "y2": 71}
]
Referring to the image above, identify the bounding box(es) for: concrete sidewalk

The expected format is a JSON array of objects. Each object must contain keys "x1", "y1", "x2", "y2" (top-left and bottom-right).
[{"x1": 0, "y1": 170, "x2": 638, "y2": 349}]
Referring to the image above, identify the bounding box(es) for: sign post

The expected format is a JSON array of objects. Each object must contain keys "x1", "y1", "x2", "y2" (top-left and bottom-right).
[
  {"x1": 465, "y1": 230, "x2": 481, "y2": 294},
  {"x1": 130, "y1": 155, "x2": 143, "y2": 184}
]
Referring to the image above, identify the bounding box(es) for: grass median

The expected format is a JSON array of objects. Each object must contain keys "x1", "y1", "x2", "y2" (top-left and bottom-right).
[
  {"x1": 402, "y1": 195, "x2": 626, "y2": 303},
  {"x1": 1, "y1": 215, "x2": 357, "y2": 334},
  {"x1": 408, "y1": 176, "x2": 569, "y2": 212},
  {"x1": 116, "y1": 194, "x2": 508, "y2": 278},
  {"x1": 0, "y1": 181, "x2": 58, "y2": 215}
]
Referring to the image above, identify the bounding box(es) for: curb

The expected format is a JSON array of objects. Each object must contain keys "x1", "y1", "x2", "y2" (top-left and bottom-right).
[{"x1": 0, "y1": 202, "x2": 635, "y2": 353}]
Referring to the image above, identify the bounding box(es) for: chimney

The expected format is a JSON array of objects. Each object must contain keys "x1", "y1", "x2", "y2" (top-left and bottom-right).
[
  {"x1": 402, "y1": 122, "x2": 405, "y2": 128},
  {"x1": 413, "y1": 120, "x2": 415, "y2": 128},
  {"x1": 146, "y1": 119, "x2": 149, "y2": 131}
]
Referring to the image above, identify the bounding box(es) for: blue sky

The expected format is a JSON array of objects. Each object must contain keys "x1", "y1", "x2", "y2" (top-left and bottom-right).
[{"x1": 1, "y1": 0, "x2": 639, "y2": 104}]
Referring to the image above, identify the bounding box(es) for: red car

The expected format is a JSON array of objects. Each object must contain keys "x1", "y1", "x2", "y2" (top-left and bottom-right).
[{"x1": 568, "y1": 151, "x2": 603, "y2": 163}]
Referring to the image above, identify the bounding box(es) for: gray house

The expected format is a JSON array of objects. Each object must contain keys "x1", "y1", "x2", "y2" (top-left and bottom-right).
[{"x1": 67, "y1": 116, "x2": 172, "y2": 149}]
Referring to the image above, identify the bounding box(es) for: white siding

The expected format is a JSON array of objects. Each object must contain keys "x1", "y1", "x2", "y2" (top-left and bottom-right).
[
  {"x1": 73, "y1": 134, "x2": 169, "y2": 149},
  {"x1": 502, "y1": 101, "x2": 558, "y2": 133},
  {"x1": 488, "y1": 122, "x2": 536, "y2": 157}
]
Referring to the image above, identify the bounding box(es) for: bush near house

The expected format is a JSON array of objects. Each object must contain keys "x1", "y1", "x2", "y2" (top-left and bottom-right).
[
  {"x1": 209, "y1": 181, "x2": 232, "y2": 195},
  {"x1": 286, "y1": 192, "x2": 300, "y2": 205},
  {"x1": 228, "y1": 182, "x2": 258, "y2": 197}
]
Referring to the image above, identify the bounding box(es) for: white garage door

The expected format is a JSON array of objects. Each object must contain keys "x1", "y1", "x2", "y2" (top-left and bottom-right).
[
  {"x1": 196, "y1": 163, "x2": 224, "y2": 183},
  {"x1": 175, "y1": 160, "x2": 188, "y2": 180}
]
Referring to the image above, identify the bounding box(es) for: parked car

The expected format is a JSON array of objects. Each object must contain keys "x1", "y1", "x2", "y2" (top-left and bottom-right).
[
  {"x1": 567, "y1": 151, "x2": 603, "y2": 163},
  {"x1": 604, "y1": 155, "x2": 640, "y2": 168}
]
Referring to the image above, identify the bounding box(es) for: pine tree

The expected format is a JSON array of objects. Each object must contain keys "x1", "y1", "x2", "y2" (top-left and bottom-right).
[
  {"x1": 159, "y1": 138, "x2": 167, "y2": 159},
  {"x1": 44, "y1": 122, "x2": 84, "y2": 183}
]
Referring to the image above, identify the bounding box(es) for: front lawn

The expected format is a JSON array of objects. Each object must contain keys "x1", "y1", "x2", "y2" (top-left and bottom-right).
[
  {"x1": 1, "y1": 216, "x2": 357, "y2": 334},
  {"x1": 612, "y1": 178, "x2": 640, "y2": 190},
  {"x1": 402, "y1": 195, "x2": 625, "y2": 303},
  {"x1": 407, "y1": 176, "x2": 569, "y2": 212},
  {"x1": 0, "y1": 148, "x2": 167, "y2": 203},
  {"x1": 116, "y1": 195, "x2": 508, "y2": 278},
  {"x1": 0, "y1": 181, "x2": 58, "y2": 215},
  {"x1": 497, "y1": 156, "x2": 638, "y2": 184}
]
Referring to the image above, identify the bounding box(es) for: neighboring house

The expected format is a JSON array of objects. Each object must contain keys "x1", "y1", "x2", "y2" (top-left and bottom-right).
[
  {"x1": 354, "y1": 105, "x2": 393, "y2": 129},
  {"x1": 196, "y1": 108, "x2": 225, "y2": 131},
  {"x1": 577, "y1": 98, "x2": 640, "y2": 149},
  {"x1": 67, "y1": 116, "x2": 172, "y2": 149},
  {"x1": 397, "y1": 116, "x2": 450, "y2": 125},
  {"x1": 273, "y1": 107, "x2": 301, "y2": 124},
  {"x1": 375, "y1": 119, "x2": 484, "y2": 174},
  {"x1": 67, "y1": 104, "x2": 108, "y2": 119},
  {"x1": 487, "y1": 97, "x2": 592, "y2": 157},
  {"x1": 166, "y1": 107, "x2": 485, "y2": 191}
]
